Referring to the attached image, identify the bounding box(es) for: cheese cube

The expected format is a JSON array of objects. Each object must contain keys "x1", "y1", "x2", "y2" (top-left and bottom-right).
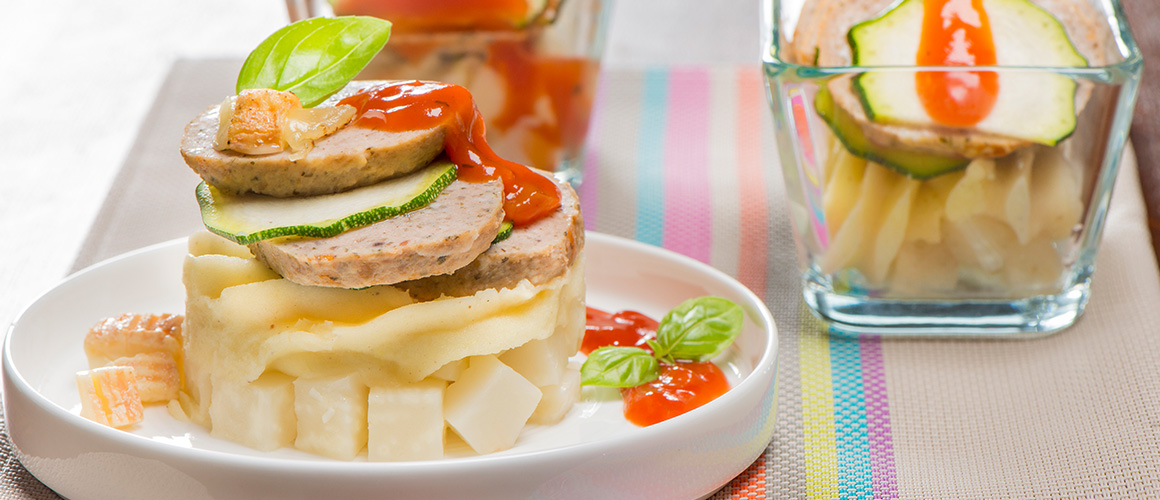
[
  {"x1": 294, "y1": 374, "x2": 368, "y2": 460},
  {"x1": 498, "y1": 332, "x2": 575, "y2": 387},
  {"x1": 76, "y1": 366, "x2": 144, "y2": 428},
  {"x1": 367, "y1": 379, "x2": 446, "y2": 461},
  {"x1": 430, "y1": 359, "x2": 467, "y2": 382},
  {"x1": 529, "y1": 366, "x2": 580, "y2": 425},
  {"x1": 444, "y1": 356, "x2": 541, "y2": 455},
  {"x1": 210, "y1": 372, "x2": 296, "y2": 451}
]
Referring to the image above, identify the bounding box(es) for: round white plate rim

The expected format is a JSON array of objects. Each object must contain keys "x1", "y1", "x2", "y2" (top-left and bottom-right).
[{"x1": 3, "y1": 231, "x2": 777, "y2": 485}]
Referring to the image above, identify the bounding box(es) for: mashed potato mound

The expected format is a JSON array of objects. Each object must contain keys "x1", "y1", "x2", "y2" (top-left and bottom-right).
[{"x1": 178, "y1": 231, "x2": 586, "y2": 459}]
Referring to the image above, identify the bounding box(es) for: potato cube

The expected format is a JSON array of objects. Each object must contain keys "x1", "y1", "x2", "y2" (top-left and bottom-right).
[
  {"x1": 210, "y1": 372, "x2": 296, "y2": 451},
  {"x1": 529, "y1": 366, "x2": 580, "y2": 425},
  {"x1": 294, "y1": 374, "x2": 368, "y2": 460},
  {"x1": 367, "y1": 379, "x2": 446, "y2": 461},
  {"x1": 76, "y1": 366, "x2": 144, "y2": 428},
  {"x1": 430, "y1": 359, "x2": 467, "y2": 382},
  {"x1": 498, "y1": 332, "x2": 575, "y2": 387},
  {"x1": 444, "y1": 356, "x2": 541, "y2": 455}
]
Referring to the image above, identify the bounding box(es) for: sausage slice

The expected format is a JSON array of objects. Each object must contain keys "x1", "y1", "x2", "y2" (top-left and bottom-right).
[
  {"x1": 396, "y1": 173, "x2": 583, "y2": 300},
  {"x1": 180, "y1": 82, "x2": 445, "y2": 197},
  {"x1": 248, "y1": 177, "x2": 505, "y2": 288}
]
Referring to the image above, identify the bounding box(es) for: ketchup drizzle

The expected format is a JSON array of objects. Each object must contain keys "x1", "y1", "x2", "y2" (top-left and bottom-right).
[
  {"x1": 915, "y1": 0, "x2": 999, "y2": 126},
  {"x1": 338, "y1": 81, "x2": 561, "y2": 226},
  {"x1": 582, "y1": 307, "x2": 658, "y2": 355}
]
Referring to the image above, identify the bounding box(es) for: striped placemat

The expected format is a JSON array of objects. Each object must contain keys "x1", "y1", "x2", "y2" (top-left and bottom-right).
[
  {"x1": 579, "y1": 66, "x2": 1159, "y2": 499},
  {"x1": 579, "y1": 66, "x2": 893, "y2": 499},
  {"x1": 5, "y1": 60, "x2": 1157, "y2": 499}
]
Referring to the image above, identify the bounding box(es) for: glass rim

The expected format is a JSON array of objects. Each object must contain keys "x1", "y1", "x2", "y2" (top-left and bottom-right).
[{"x1": 761, "y1": 0, "x2": 1144, "y2": 75}]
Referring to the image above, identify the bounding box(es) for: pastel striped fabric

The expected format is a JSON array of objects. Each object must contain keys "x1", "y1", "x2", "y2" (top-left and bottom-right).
[{"x1": 578, "y1": 66, "x2": 898, "y2": 499}]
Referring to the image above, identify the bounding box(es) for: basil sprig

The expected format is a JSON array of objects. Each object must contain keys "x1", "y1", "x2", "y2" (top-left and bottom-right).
[
  {"x1": 650, "y1": 296, "x2": 744, "y2": 362},
  {"x1": 579, "y1": 347, "x2": 660, "y2": 387},
  {"x1": 580, "y1": 297, "x2": 744, "y2": 388},
  {"x1": 237, "y1": 16, "x2": 391, "y2": 108}
]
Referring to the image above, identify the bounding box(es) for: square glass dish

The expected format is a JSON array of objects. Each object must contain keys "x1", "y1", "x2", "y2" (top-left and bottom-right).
[
  {"x1": 287, "y1": 0, "x2": 612, "y2": 184},
  {"x1": 762, "y1": 0, "x2": 1142, "y2": 337}
]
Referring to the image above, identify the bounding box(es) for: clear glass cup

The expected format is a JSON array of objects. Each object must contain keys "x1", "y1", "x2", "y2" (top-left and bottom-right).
[
  {"x1": 762, "y1": 0, "x2": 1142, "y2": 337},
  {"x1": 287, "y1": 0, "x2": 612, "y2": 185}
]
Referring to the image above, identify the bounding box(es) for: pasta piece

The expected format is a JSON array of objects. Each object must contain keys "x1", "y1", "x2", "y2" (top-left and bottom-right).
[
  {"x1": 76, "y1": 366, "x2": 144, "y2": 428},
  {"x1": 84, "y1": 313, "x2": 183, "y2": 368},
  {"x1": 110, "y1": 352, "x2": 180, "y2": 403},
  {"x1": 1030, "y1": 145, "x2": 1084, "y2": 241},
  {"x1": 994, "y1": 148, "x2": 1035, "y2": 244},
  {"x1": 944, "y1": 216, "x2": 1018, "y2": 275},
  {"x1": 945, "y1": 158, "x2": 997, "y2": 223},
  {"x1": 1005, "y1": 237, "x2": 1065, "y2": 294},
  {"x1": 822, "y1": 193, "x2": 869, "y2": 275},
  {"x1": 870, "y1": 176, "x2": 919, "y2": 283},
  {"x1": 888, "y1": 241, "x2": 959, "y2": 296},
  {"x1": 822, "y1": 162, "x2": 897, "y2": 275},
  {"x1": 904, "y1": 170, "x2": 961, "y2": 244},
  {"x1": 822, "y1": 145, "x2": 867, "y2": 236}
]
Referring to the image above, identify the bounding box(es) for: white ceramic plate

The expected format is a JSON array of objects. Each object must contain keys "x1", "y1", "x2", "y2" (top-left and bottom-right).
[{"x1": 4, "y1": 232, "x2": 777, "y2": 500}]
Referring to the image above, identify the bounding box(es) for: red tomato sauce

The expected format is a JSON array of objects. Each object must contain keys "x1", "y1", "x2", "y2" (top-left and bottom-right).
[
  {"x1": 485, "y1": 41, "x2": 598, "y2": 170},
  {"x1": 338, "y1": 81, "x2": 561, "y2": 226},
  {"x1": 583, "y1": 307, "x2": 731, "y2": 427},
  {"x1": 581, "y1": 307, "x2": 658, "y2": 355},
  {"x1": 915, "y1": 0, "x2": 999, "y2": 126},
  {"x1": 621, "y1": 361, "x2": 730, "y2": 427},
  {"x1": 330, "y1": 0, "x2": 599, "y2": 172}
]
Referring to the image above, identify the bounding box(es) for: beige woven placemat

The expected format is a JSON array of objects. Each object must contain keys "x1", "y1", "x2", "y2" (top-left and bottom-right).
[
  {"x1": 3, "y1": 59, "x2": 1158, "y2": 499},
  {"x1": 880, "y1": 151, "x2": 1160, "y2": 497}
]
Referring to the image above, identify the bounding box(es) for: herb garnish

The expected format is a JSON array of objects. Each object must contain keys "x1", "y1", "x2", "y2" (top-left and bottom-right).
[
  {"x1": 237, "y1": 16, "x2": 392, "y2": 107},
  {"x1": 580, "y1": 297, "x2": 744, "y2": 388}
]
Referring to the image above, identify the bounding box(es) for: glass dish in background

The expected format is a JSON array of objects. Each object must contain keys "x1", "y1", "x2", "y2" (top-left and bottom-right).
[
  {"x1": 762, "y1": 0, "x2": 1142, "y2": 337},
  {"x1": 287, "y1": 0, "x2": 612, "y2": 185}
]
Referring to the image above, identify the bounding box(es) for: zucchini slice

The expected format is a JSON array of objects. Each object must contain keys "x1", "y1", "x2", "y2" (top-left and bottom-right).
[
  {"x1": 493, "y1": 221, "x2": 514, "y2": 244},
  {"x1": 198, "y1": 159, "x2": 457, "y2": 244},
  {"x1": 848, "y1": 0, "x2": 1086, "y2": 145},
  {"x1": 815, "y1": 84, "x2": 969, "y2": 179}
]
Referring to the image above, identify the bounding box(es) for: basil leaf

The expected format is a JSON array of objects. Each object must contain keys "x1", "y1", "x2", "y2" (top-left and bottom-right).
[
  {"x1": 580, "y1": 347, "x2": 659, "y2": 388},
  {"x1": 237, "y1": 16, "x2": 391, "y2": 107},
  {"x1": 652, "y1": 297, "x2": 743, "y2": 361}
]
